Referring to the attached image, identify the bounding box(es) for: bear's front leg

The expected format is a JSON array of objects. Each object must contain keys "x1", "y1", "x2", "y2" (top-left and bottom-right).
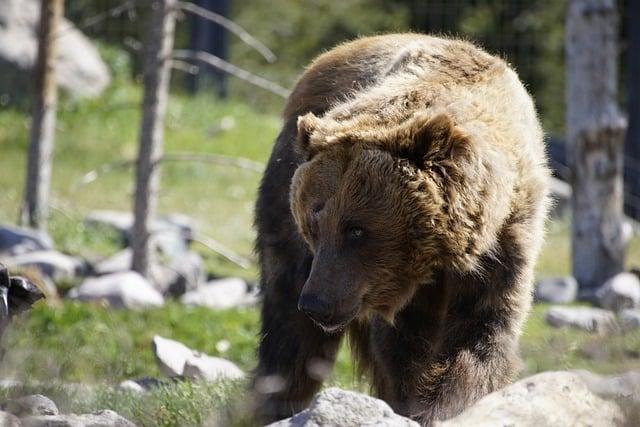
[{"x1": 251, "y1": 271, "x2": 344, "y2": 424}]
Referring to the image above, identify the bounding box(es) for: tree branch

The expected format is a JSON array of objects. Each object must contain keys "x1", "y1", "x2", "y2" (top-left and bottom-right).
[
  {"x1": 172, "y1": 49, "x2": 289, "y2": 98},
  {"x1": 177, "y1": 1, "x2": 276, "y2": 63},
  {"x1": 192, "y1": 234, "x2": 253, "y2": 269},
  {"x1": 73, "y1": 152, "x2": 264, "y2": 189}
]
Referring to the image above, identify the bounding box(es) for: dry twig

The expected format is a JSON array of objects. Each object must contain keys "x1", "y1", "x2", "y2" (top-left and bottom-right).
[
  {"x1": 177, "y1": 1, "x2": 276, "y2": 63},
  {"x1": 172, "y1": 49, "x2": 289, "y2": 98}
]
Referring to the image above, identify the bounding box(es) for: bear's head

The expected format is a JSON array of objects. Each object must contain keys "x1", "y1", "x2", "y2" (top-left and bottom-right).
[{"x1": 290, "y1": 110, "x2": 505, "y2": 332}]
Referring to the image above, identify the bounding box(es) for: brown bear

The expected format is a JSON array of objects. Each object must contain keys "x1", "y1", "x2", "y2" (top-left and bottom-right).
[{"x1": 252, "y1": 33, "x2": 550, "y2": 426}]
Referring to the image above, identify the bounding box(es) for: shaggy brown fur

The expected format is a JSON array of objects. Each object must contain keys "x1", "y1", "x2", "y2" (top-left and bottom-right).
[{"x1": 252, "y1": 34, "x2": 550, "y2": 426}]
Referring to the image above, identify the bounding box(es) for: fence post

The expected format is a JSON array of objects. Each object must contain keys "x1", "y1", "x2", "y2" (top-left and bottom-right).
[
  {"x1": 131, "y1": 0, "x2": 177, "y2": 277},
  {"x1": 566, "y1": 0, "x2": 627, "y2": 295}
]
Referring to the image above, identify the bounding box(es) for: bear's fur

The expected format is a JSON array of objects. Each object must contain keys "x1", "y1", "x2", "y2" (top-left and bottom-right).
[{"x1": 252, "y1": 34, "x2": 550, "y2": 426}]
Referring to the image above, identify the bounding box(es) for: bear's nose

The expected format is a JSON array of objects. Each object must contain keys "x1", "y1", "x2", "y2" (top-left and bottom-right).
[{"x1": 298, "y1": 293, "x2": 333, "y2": 325}]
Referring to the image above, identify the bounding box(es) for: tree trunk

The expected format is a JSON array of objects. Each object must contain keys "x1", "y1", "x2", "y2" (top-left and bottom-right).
[
  {"x1": 131, "y1": 0, "x2": 177, "y2": 277},
  {"x1": 624, "y1": 0, "x2": 640, "y2": 219},
  {"x1": 566, "y1": 0, "x2": 627, "y2": 295},
  {"x1": 21, "y1": 0, "x2": 64, "y2": 230}
]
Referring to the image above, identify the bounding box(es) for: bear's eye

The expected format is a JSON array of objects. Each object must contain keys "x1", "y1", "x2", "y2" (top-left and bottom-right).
[
  {"x1": 345, "y1": 226, "x2": 365, "y2": 241},
  {"x1": 311, "y1": 202, "x2": 324, "y2": 213}
]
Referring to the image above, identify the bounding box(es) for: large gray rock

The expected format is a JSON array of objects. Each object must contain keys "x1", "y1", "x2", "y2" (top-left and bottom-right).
[
  {"x1": 435, "y1": 371, "x2": 625, "y2": 427},
  {"x1": 0, "y1": 0, "x2": 110, "y2": 101},
  {"x1": 95, "y1": 249, "x2": 203, "y2": 297},
  {"x1": 619, "y1": 309, "x2": 640, "y2": 331},
  {"x1": 534, "y1": 276, "x2": 578, "y2": 304},
  {"x1": 0, "y1": 411, "x2": 20, "y2": 427},
  {"x1": 152, "y1": 335, "x2": 244, "y2": 381},
  {"x1": 180, "y1": 277, "x2": 256, "y2": 309},
  {"x1": 268, "y1": 388, "x2": 419, "y2": 427},
  {"x1": 68, "y1": 271, "x2": 164, "y2": 309},
  {"x1": 4, "y1": 394, "x2": 58, "y2": 416},
  {"x1": 0, "y1": 226, "x2": 53, "y2": 257},
  {"x1": 596, "y1": 272, "x2": 640, "y2": 312},
  {"x1": 3, "y1": 250, "x2": 85, "y2": 282},
  {"x1": 546, "y1": 305, "x2": 617, "y2": 333},
  {"x1": 21, "y1": 410, "x2": 135, "y2": 427}
]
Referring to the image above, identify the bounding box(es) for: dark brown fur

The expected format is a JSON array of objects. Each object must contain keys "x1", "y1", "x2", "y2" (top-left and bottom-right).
[{"x1": 252, "y1": 34, "x2": 550, "y2": 426}]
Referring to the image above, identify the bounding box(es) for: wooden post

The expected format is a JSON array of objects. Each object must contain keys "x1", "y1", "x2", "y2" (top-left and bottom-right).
[
  {"x1": 21, "y1": 0, "x2": 64, "y2": 230},
  {"x1": 131, "y1": 0, "x2": 177, "y2": 277},
  {"x1": 566, "y1": 0, "x2": 627, "y2": 295}
]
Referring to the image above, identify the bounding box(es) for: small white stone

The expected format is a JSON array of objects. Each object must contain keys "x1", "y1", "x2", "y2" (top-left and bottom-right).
[{"x1": 596, "y1": 272, "x2": 640, "y2": 312}]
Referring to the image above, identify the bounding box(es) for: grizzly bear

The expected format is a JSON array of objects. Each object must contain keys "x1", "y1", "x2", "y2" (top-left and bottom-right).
[{"x1": 252, "y1": 34, "x2": 550, "y2": 426}]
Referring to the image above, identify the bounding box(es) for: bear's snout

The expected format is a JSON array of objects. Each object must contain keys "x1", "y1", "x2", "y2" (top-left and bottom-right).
[{"x1": 297, "y1": 293, "x2": 333, "y2": 325}]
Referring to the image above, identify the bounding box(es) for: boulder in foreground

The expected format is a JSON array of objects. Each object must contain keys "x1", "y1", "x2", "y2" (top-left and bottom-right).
[
  {"x1": 267, "y1": 387, "x2": 419, "y2": 427},
  {"x1": 435, "y1": 371, "x2": 625, "y2": 427}
]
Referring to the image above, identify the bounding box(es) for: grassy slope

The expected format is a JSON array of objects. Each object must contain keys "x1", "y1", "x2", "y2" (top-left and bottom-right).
[{"x1": 1, "y1": 80, "x2": 640, "y2": 424}]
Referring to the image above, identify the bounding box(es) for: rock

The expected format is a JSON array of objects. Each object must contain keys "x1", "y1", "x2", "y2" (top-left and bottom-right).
[
  {"x1": 0, "y1": 225, "x2": 53, "y2": 257},
  {"x1": 575, "y1": 370, "x2": 640, "y2": 404},
  {"x1": 549, "y1": 177, "x2": 571, "y2": 218},
  {"x1": 94, "y1": 249, "x2": 133, "y2": 276},
  {"x1": 4, "y1": 394, "x2": 58, "y2": 416},
  {"x1": 435, "y1": 371, "x2": 625, "y2": 427},
  {"x1": 268, "y1": 387, "x2": 419, "y2": 427},
  {"x1": 118, "y1": 380, "x2": 147, "y2": 394},
  {"x1": 68, "y1": 272, "x2": 164, "y2": 309},
  {"x1": 152, "y1": 335, "x2": 193, "y2": 377},
  {"x1": 119, "y1": 377, "x2": 179, "y2": 394},
  {"x1": 0, "y1": 0, "x2": 110, "y2": 102},
  {"x1": 596, "y1": 272, "x2": 640, "y2": 312},
  {"x1": 94, "y1": 249, "x2": 202, "y2": 297},
  {"x1": 619, "y1": 309, "x2": 640, "y2": 331},
  {"x1": 21, "y1": 410, "x2": 135, "y2": 427},
  {"x1": 0, "y1": 411, "x2": 20, "y2": 427},
  {"x1": 183, "y1": 354, "x2": 244, "y2": 382},
  {"x1": 181, "y1": 277, "x2": 256, "y2": 309},
  {"x1": 3, "y1": 250, "x2": 85, "y2": 282},
  {"x1": 534, "y1": 276, "x2": 578, "y2": 304},
  {"x1": 154, "y1": 251, "x2": 205, "y2": 297},
  {"x1": 545, "y1": 306, "x2": 617, "y2": 333},
  {"x1": 152, "y1": 335, "x2": 244, "y2": 382},
  {"x1": 84, "y1": 211, "x2": 194, "y2": 244}
]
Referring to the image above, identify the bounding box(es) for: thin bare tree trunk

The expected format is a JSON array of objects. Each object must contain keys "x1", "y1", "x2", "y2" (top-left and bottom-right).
[
  {"x1": 21, "y1": 0, "x2": 64, "y2": 230},
  {"x1": 566, "y1": 0, "x2": 627, "y2": 295},
  {"x1": 131, "y1": 0, "x2": 177, "y2": 277}
]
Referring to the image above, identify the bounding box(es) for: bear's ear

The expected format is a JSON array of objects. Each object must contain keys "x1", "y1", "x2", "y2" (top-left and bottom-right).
[
  {"x1": 296, "y1": 113, "x2": 322, "y2": 160},
  {"x1": 402, "y1": 113, "x2": 469, "y2": 166}
]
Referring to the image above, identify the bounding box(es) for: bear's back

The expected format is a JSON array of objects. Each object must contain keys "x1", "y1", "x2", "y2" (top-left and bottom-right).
[{"x1": 284, "y1": 34, "x2": 507, "y2": 119}]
